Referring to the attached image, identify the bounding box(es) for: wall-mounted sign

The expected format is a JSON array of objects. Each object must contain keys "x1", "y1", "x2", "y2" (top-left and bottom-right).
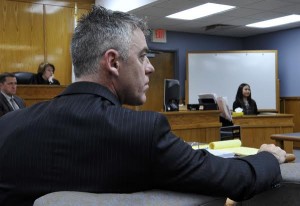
[{"x1": 151, "y1": 29, "x2": 167, "y2": 43}]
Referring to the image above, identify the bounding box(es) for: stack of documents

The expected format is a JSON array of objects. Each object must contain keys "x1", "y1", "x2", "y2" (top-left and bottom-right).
[{"x1": 192, "y1": 139, "x2": 258, "y2": 158}]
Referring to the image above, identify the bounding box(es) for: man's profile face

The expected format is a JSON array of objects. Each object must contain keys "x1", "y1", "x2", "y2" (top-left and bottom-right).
[
  {"x1": 1, "y1": 77, "x2": 17, "y2": 96},
  {"x1": 116, "y1": 29, "x2": 155, "y2": 105}
]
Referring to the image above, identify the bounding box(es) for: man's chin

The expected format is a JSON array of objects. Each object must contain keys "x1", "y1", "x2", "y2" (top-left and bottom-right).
[{"x1": 125, "y1": 96, "x2": 146, "y2": 106}]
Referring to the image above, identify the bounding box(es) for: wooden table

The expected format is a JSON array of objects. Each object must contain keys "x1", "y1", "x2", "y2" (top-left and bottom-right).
[{"x1": 271, "y1": 133, "x2": 300, "y2": 154}]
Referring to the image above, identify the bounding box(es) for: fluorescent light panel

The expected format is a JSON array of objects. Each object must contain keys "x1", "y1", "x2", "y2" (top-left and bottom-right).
[
  {"x1": 95, "y1": 0, "x2": 158, "y2": 12},
  {"x1": 246, "y1": 14, "x2": 300, "y2": 28},
  {"x1": 166, "y1": 3, "x2": 236, "y2": 20}
]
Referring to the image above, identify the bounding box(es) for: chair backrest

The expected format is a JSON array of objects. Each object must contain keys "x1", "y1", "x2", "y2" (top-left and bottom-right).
[{"x1": 14, "y1": 72, "x2": 34, "y2": 84}]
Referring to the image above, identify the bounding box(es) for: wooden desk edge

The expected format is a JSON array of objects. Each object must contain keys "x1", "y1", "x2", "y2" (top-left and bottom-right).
[{"x1": 271, "y1": 134, "x2": 300, "y2": 142}]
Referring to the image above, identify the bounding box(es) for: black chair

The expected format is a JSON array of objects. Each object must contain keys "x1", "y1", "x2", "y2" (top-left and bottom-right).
[{"x1": 14, "y1": 72, "x2": 35, "y2": 84}]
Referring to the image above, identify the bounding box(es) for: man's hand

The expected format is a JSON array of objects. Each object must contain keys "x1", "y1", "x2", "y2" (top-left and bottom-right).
[{"x1": 258, "y1": 144, "x2": 286, "y2": 164}]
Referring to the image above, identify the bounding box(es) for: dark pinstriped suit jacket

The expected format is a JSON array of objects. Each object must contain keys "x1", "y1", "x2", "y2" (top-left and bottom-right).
[
  {"x1": 0, "y1": 82, "x2": 282, "y2": 206},
  {"x1": 0, "y1": 92, "x2": 25, "y2": 117}
]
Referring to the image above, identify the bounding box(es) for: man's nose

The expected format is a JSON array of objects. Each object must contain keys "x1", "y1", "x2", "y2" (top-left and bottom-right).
[{"x1": 146, "y1": 57, "x2": 155, "y2": 73}]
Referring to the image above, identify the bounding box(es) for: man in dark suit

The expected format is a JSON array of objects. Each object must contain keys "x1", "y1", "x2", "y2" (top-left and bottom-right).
[
  {"x1": 0, "y1": 72, "x2": 25, "y2": 117},
  {"x1": 0, "y1": 6, "x2": 286, "y2": 206}
]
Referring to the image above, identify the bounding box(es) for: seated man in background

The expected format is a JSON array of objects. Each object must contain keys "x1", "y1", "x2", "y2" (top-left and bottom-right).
[
  {"x1": 0, "y1": 72, "x2": 25, "y2": 117},
  {"x1": 0, "y1": 6, "x2": 286, "y2": 206}
]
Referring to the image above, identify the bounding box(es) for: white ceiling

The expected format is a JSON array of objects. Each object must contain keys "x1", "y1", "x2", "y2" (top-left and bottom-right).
[{"x1": 128, "y1": 0, "x2": 300, "y2": 37}]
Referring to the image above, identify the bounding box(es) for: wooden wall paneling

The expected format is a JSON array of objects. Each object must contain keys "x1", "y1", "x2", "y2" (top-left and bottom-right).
[
  {"x1": 0, "y1": 0, "x2": 4, "y2": 70},
  {"x1": 44, "y1": 4, "x2": 75, "y2": 85},
  {"x1": 0, "y1": 1, "x2": 44, "y2": 73},
  {"x1": 8, "y1": 0, "x2": 95, "y2": 10},
  {"x1": 281, "y1": 97, "x2": 300, "y2": 148},
  {"x1": 44, "y1": 6, "x2": 90, "y2": 85}
]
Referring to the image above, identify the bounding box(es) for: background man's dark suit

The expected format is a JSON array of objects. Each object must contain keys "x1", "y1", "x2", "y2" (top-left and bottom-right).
[
  {"x1": 0, "y1": 93, "x2": 25, "y2": 117},
  {"x1": 0, "y1": 82, "x2": 281, "y2": 206}
]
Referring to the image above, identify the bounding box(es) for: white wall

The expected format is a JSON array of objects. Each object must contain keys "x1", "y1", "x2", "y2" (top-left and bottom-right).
[{"x1": 187, "y1": 50, "x2": 277, "y2": 110}]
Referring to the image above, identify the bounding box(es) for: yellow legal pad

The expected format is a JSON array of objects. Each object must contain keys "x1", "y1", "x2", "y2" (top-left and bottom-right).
[{"x1": 192, "y1": 139, "x2": 258, "y2": 157}]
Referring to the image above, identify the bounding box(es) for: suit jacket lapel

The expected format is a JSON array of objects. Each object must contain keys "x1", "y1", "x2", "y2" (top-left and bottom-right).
[
  {"x1": 0, "y1": 93, "x2": 14, "y2": 112},
  {"x1": 14, "y1": 97, "x2": 24, "y2": 109}
]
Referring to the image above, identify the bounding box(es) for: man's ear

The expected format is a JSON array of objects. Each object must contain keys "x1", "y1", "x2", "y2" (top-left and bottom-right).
[{"x1": 103, "y1": 49, "x2": 120, "y2": 76}]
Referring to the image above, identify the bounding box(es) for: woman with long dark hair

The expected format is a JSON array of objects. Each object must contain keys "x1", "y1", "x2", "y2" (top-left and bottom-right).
[{"x1": 233, "y1": 83, "x2": 258, "y2": 115}]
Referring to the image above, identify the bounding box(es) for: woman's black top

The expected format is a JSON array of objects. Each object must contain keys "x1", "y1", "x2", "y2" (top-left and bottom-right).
[
  {"x1": 232, "y1": 99, "x2": 258, "y2": 115},
  {"x1": 30, "y1": 73, "x2": 60, "y2": 85}
]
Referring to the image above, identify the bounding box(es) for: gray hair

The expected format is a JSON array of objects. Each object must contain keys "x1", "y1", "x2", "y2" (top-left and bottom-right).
[{"x1": 71, "y1": 6, "x2": 148, "y2": 78}]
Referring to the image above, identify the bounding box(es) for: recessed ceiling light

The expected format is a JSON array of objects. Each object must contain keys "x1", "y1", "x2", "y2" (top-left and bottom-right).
[
  {"x1": 246, "y1": 14, "x2": 300, "y2": 28},
  {"x1": 166, "y1": 3, "x2": 236, "y2": 20}
]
